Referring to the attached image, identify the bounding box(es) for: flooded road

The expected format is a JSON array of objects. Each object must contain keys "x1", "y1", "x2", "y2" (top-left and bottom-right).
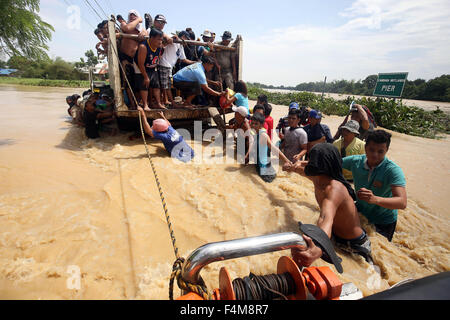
[{"x1": 0, "y1": 84, "x2": 449, "y2": 299}]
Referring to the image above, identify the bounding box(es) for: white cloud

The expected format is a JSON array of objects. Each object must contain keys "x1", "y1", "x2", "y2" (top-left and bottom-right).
[{"x1": 243, "y1": 0, "x2": 450, "y2": 86}]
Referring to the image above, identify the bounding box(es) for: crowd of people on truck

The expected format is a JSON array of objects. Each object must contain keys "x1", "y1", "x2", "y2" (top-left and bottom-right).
[
  {"x1": 65, "y1": 11, "x2": 408, "y2": 272},
  {"x1": 99, "y1": 10, "x2": 239, "y2": 111}
]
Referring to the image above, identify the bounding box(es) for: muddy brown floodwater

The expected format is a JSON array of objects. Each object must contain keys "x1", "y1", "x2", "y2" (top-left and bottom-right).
[{"x1": 0, "y1": 84, "x2": 449, "y2": 299}]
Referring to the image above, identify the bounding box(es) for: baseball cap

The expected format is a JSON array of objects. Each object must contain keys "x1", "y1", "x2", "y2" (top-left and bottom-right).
[
  {"x1": 341, "y1": 120, "x2": 360, "y2": 134},
  {"x1": 309, "y1": 109, "x2": 322, "y2": 119},
  {"x1": 152, "y1": 119, "x2": 169, "y2": 132},
  {"x1": 232, "y1": 106, "x2": 249, "y2": 117},
  {"x1": 178, "y1": 30, "x2": 190, "y2": 39},
  {"x1": 154, "y1": 14, "x2": 167, "y2": 23},
  {"x1": 201, "y1": 30, "x2": 213, "y2": 38},
  {"x1": 289, "y1": 102, "x2": 299, "y2": 110},
  {"x1": 222, "y1": 31, "x2": 233, "y2": 40}
]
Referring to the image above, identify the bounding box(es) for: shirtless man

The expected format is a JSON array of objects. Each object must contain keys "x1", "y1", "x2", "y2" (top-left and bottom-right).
[
  {"x1": 119, "y1": 10, "x2": 147, "y2": 109},
  {"x1": 283, "y1": 143, "x2": 373, "y2": 266}
]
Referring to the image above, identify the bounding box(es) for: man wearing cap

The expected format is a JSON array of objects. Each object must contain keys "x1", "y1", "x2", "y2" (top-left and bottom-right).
[
  {"x1": 137, "y1": 107, "x2": 194, "y2": 162},
  {"x1": 333, "y1": 120, "x2": 365, "y2": 181},
  {"x1": 149, "y1": 14, "x2": 174, "y2": 45},
  {"x1": 303, "y1": 109, "x2": 334, "y2": 153},
  {"x1": 213, "y1": 31, "x2": 237, "y2": 90},
  {"x1": 197, "y1": 30, "x2": 215, "y2": 59},
  {"x1": 172, "y1": 55, "x2": 224, "y2": 108}
]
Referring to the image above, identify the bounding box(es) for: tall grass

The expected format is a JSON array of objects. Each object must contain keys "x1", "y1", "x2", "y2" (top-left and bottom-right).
[{"x1": 0, "y1": 77, "x2": 90, "y2": 88}]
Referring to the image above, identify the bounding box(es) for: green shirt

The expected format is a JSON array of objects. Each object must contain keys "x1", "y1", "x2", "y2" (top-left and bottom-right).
[
  {"x1": 333, "y1": 137, "x2": 365, "y2": 180},
  {"x1": 342, "y1": 154, "x2": 406, "y2": 224}
]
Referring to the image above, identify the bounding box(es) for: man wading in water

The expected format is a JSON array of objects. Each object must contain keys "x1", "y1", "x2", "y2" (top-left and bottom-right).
[{"x1": 283, "y1": 143, "x2": 373, "y2": 265}]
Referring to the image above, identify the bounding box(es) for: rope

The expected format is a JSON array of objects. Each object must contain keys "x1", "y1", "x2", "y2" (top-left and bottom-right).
[
  {"x1": 106, "y1": 23, "x2": 213, "y2": 300},
  {"x1": 80, "y1": 0, "x2": 212, "y2": 298},
  {"x1": 169, "y1": 258, "x2": 212, "y2": 300},
  {"x1": 232, "y1": 272, "x2": 296, "y2": 300}
]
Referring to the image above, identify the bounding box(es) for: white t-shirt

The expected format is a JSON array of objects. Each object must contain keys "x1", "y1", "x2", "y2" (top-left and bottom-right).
[
  {"x1": 159, "y1": 43, "x2": 186, "y2": 68},
  {"x1": 283, "y1": 127, "x2": 308, "y2": 162}
]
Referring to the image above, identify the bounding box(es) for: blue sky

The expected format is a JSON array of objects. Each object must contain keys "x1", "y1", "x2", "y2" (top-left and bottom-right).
[{"x1": 40, "y1": 0, "x2": 450, "y2": 86}]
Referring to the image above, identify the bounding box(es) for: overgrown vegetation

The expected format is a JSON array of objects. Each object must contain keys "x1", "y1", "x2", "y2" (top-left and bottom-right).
[
  {"x1": 249, "y1": 74, "x2": 450, "y2": 103},
  {"x1": 1, "y1": 50, "x2": 99, "y2": 81},
  {"x1": 0, "y1": 77, "x2": 89, "y2": 88},
  {"x1": 0, "y1": 0, "x2": 54, "y2": 61},
  {"x1": 248, "y1": 85, "x2": 450, "y2": 139}
]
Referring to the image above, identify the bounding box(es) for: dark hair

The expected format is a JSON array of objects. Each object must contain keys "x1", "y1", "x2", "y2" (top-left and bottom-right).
[
  {"x1": 150, "y1": 28, "x2": 163, "y2": 38},
  {"x1": 251, "y1": 112, "x2": 265, "y2": 124},
  {"x1": 117, "y1": 14, "x2": 124, "y2": 21},
  {"x1": 264, "y1": 103, "x2": 272, "y2": 116},
  {"x1": 201, "y1": 55, "x2": 215, "y2": 65},
  {"x1": 253, "y1": 104, "x2": 265, "y2": 114},
  {"x1": 288, "y1": 108, "x2": 300, "y2": 118},
  {"x1": 186, "y1": 28, "x2": 195, "y2": 40},
  {"x1": 257, "y1": 94, "x2": 268, "y2": 104},
  {"x1": 234, "y1": 80, "x2": 247, "y2": 96},
  {"x1": 97, "y1": 20, "x2": 108, "y2": 29},
  {"x1": 366, "y1": 129, "x2": 392, "y2": 149},
  {"x1": 94, "y1": 28, "x2": 100, "y2": 35}
]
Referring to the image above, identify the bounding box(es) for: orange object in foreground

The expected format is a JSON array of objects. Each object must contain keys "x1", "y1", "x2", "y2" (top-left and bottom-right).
[
  {"x1": 303, "y1": 266, "x2": 343, "y2": 300},
  {"x1": 177, "y1": 256, "x2": 342, "y2": 300}
]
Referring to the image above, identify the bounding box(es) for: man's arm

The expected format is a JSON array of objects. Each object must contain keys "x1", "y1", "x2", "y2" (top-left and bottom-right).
[
  {"x1": 317, "y1": 194, "x2": 341, "y2": 238},
  {"x1": 307, "y1": 136, "x2": 326, "y2": 151},
  {"x1": 157, "y1": 111, "x2": 171, "y2": 127},
  {"x1": 263, "y1": 132, "x2": 292, "y2": 164},
  {"x1": 292, "y1": 188, "x2": 342, "y2": 267},
  {"x1": 120, "y1": 18, "x2": 142, "y2": 33},
  {"x1": 357, "y1": 185, "x2": 407, "y2": 210},
  {"x1": 355, "y1": 104, "x2": 369, "y2": 130},
  {"x1": 137, "y1": 45, "x2": 149, "y2": 88},
  {"x1": 137, "y1": 107, "x2": 154, "y2": 138},
  {"x1": 201, "y1": 84, "x2": 222, "y2": 97},
  {"x1": 333, "y1": 114, "x2": 350, "y2": 140},
  {"x1": 293, "y1": 144, "x2": 308, "y2": 162},
  {"x1": 180, "y1": 58, "x2": 195, "y2": 65},
  {"x1": 206, "y1": 79, "x2": 221, "y2": 88}
]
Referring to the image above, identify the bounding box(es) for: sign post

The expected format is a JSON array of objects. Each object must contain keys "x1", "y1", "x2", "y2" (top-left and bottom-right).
[{"x1": 373, "y1": 72, "x2": 408, "y2": 98}]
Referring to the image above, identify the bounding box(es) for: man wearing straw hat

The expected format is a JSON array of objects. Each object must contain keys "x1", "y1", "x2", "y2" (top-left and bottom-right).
[{"x1": 333, "y1": 120, "x2": 365, "y2": 181}]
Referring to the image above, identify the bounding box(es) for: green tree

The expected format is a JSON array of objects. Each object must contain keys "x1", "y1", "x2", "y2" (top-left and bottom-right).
[
  {"x1": 74, "y1": 50, "x2": 99, "y2": 71},
  {"x1": 0, "y1": 0, "x2": 54, "y2": 61}
]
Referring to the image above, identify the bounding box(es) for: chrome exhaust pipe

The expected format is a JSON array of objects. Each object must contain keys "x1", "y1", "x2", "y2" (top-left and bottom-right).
[{"x1": 181, "y1": 232, "x2": 307, "y2": 284}]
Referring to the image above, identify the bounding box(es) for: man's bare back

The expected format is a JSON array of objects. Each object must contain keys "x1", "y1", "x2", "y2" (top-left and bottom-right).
[
  {"x1": 283, "y1": 143, "x2": 373, "y2": 266},
  {"x1": 313, "y1": 177, "x2": 363, "y2": 240}
]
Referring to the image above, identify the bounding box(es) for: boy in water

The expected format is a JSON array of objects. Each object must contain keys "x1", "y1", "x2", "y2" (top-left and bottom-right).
[
  {"x1": 247, "y1": 113, "x2": 292, "y2": 183},
  {"x1": 137, "y1": 107, "x2": 194, "y2": 162},
  {"x1": 283, "y1": 143, "x2": 373, "y2": 265}
]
